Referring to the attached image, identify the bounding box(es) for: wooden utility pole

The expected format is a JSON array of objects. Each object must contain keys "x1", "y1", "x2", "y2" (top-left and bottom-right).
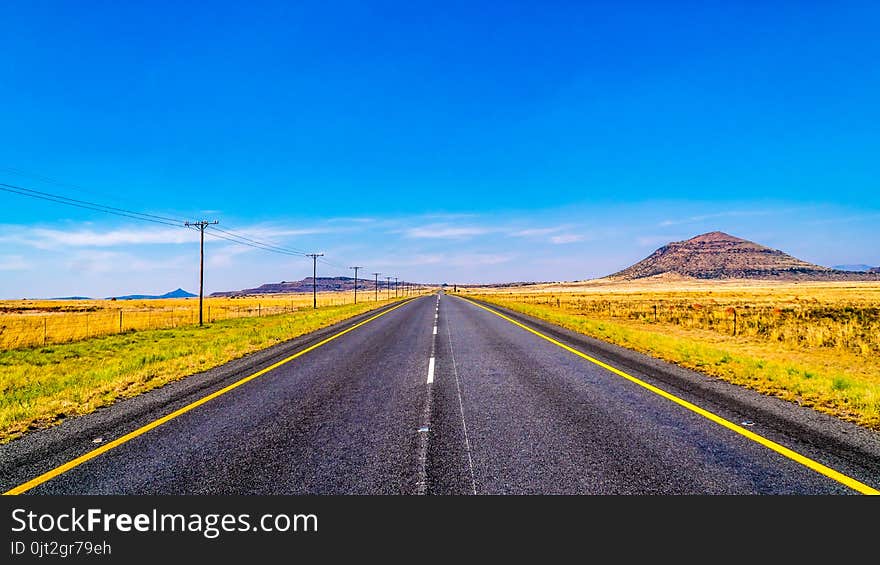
[
  {"x1": 185, "y1": 220, "x2": 218, "y2": 326},
  {"x1": 306, "y1": 253, "x2": 324, "y2": 309},
  {"x1": 373, "y1": 272, "x2": 381, "y2": 301},
  {"x1": 350, "y1": 266, "x2": 363, "y2": 304}
]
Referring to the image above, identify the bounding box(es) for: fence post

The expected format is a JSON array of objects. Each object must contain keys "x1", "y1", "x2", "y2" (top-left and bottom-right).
[
  {"x1": 119, "y1": 310, "x2": 123, "y2": 333},
  {"x1": 43, "y1": 317, "x2": 47, "y2": 345},
  {"x1": 653, "y1": 304, "x2": 657, "y2": 322},
  {"x1": 208, "y1": 306, "x2": 211, "y2": 323},
  {"x1": 259, "y1": 303, "x2": 262, "y2": 317},
  {"x1": 733, "y1": 309, "x2": 738, "y2": 337}
]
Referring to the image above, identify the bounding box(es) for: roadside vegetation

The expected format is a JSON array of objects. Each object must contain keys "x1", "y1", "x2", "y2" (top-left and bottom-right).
[
  {"x1": 0, "y1": 292, "x2": 397, "y2": 350},
  {"x1": 463, "y1": 280, "x2": 880, "y2": 431},
  {"x1": 0, "y1": 296, "x2": 406, "y2": 443}
]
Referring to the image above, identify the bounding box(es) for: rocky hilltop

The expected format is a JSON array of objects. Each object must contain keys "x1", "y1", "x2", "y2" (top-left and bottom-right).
[{"x1": 610, "y1": 231, "x2": 880, "y2": 281}]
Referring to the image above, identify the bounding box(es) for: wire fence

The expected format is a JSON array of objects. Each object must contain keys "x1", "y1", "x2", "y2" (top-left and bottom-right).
[
  {"x1": 0, "y1": 290, "x2": 427, "y2": 351},
  {"x1": 481, "y1": 294, "x2": 880, "y2": 356}
]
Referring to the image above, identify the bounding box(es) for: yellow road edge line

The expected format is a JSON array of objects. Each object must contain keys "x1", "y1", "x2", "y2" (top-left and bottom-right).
[
  {"x1": 456, "y1": 295, "x2": 879, "y2": 496},
  {"x1": 4, "y1": 298, "x2": 419, "y2": 495}
]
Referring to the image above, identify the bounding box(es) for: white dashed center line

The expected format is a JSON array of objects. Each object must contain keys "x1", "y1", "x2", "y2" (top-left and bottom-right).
[
  {"x1": 426, "y1": 356, "x2": 435, "y2": 384},
  {"x1": 416, "y1": 294, "x2": 442, "y2": 494}
]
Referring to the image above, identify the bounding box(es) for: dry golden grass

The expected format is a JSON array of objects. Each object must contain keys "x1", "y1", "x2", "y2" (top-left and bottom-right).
[
  {"x1": 0, "y1": 290, "x2": 413, "y2": 350},
  {"x1": 0, "y1": 294, "x2": 423, "y2": 442},
  {"x1": 463, "y1": 279, "x2": 880, "y2": 430}
]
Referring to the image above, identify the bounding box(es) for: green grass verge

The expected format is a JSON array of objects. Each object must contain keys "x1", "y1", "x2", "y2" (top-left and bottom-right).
[
  {"x1": 470, "y1": 295, "x2": 880, "y2": 431},
  {"x1": 0, "y1": 299, "x2": 401, "y2": 443}
]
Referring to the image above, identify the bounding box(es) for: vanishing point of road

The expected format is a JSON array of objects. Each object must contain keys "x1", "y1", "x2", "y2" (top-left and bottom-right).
[{"x1": 2, "y1": 293, "x2": 879, "y2": 495}]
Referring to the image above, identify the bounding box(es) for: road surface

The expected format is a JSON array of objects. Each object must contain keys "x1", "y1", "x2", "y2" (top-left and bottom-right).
[{"x1": 2, "y1": 293, "x2": 879, "y2": 494}]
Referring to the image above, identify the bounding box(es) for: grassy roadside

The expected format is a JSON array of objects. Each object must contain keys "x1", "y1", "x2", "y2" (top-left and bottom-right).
[
  {"x1": 467, "y1": 294, "x2": 880, "y2": 431},
  {"x1": 0, "y1": 298, "x2": 402, "y2": 443}
]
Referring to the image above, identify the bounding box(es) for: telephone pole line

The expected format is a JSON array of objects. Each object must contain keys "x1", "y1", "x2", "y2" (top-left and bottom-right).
[
  {"x1": 184, "y1": 219, "x2": 218, "y2": 326},
  {"x1": 386, "y1": 276, "x2": 392, "y2": 300},
  {"x1": 306, "y1": 253, "x2": 324, "y2": 309},
  {"x1": 372, "y1": 273, "x2": 381, "y2": 301},
  {"x1": 394, "y1": 276, "x2": 398, "y2": 298},
  {"x1": 349, "y1": 266, "x2": 363, "y2": 304}
]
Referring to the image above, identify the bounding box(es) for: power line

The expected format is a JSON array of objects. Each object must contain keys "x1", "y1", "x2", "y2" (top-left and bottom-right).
[
  {"x1": 209, "y1": 225, "x2": 311, "y2": 255},
  {"x1": 0, "y1": 167, "x2": 131, "y2": 203},
  {"x1": 0, "y1": 182, "x2": 185, "y2": 227},
  {"x1": 317, "y1": 255, "x2": 350, "y2": 271},
  {"x1": 1, "y1": 179, "x2": 392, "y2": 294},
  {"x1": 204, "y1": 225, "x2": 309, "y2": 257},
  {"x1": 0, "y1": 181, "x2": 316, "y2": 260}
]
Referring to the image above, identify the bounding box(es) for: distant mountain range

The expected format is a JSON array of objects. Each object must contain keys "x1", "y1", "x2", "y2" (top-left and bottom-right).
[
  {"x1": 211, "y1": 277, "x2": 407, "y2": 297},
  {"x1": 609, "y1": 231, "x2": 880, "y2": 281},
  {"x1": 831, "y1": 264, "x2": 874, "y2": 272},
  {"x1": 107, "y1": 288, "x2": 197, "y2": 300},
  {"x1": 43, "y1": 288, "x2": 197, "y2": 300}
]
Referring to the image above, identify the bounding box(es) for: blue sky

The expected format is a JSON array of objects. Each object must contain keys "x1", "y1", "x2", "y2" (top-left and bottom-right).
[{"x1": 1, "y1": 1, "x2": 878, "y2": 297}]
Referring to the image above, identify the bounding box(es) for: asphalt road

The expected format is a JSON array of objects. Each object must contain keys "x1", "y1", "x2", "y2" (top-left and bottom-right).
[{"x1": 2, "y1": 293, "x2": 879, "y2": 494}]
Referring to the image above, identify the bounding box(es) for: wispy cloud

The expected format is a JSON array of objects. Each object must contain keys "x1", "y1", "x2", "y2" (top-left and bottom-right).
[
  {"x1": 0, "y1": 222, "x2": 347, "y2": 251},
  {"x1": 9, "y1": 227, "x2": 198, "y2": 249},
  {"x1": 419, "y1": 213, "x2": 479, "y2": 221},
  {"x1": 242, "y1": 226, "x2": 336, "y2": 238},
  {"x1": 65, "y1": 250, "x2": 188, "y2": 274},
  {"x1": 550, "y1": 234, "x2": 584, "y2": 244},
  {"x1": 0, "y1": 255, "x2": 29, "y2": 271},
  {"x1": 509, "y1": 226, "x2": 567, "y2": 238},
  {"x1": 637, "y1": 235, "x2": 682, "y2": 247},
  {"x1": 402, "y1": 224, "x2": 492, "y2": 239},
  {"x1": 207, "y1": 244, "x2": 257, "y2": 268},
  {"x1": 395, "y1": 254, "x2": 445, "y2": 266},
  {"x1": 325, "y1": 217, "x2": 377, "y2": 224},
  {"x1": 446, "y1": 253, "x2": 515, "y2": 267},
  {"x1": 658, "y1": 209, "x2": 779, "y2": 227},
  {"x1": 805, "y1": 212, "x2": 880, "y2": 226},
  {"x1": 365, "y1": 252, "x2": 514, "y2": 268}
]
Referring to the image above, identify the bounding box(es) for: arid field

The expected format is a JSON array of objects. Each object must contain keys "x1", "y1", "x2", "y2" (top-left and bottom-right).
[
  {"x1": 0, "y1": 291, "x2": 424, "y2": 442},
  {"x1": 0, "y1": 291, "x2": 407, "y2": 350},
  {"x1": 462, "y1": 278, "x2": 880, "y2": 430}
]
